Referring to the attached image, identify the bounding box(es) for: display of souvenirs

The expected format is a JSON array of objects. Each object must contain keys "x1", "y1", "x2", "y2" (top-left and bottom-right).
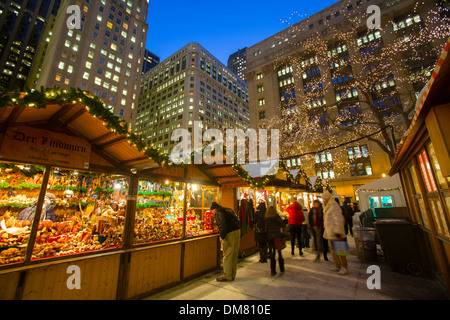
[
  {"x1": 0, "y1": 164, "x2": 128, "y2": 265},
  {"x1": 0, "y1": 164, "x2": 219, "y2": 265},
  {"x1": 134, "y1": 207, "x2": 183, "y2": 243}
]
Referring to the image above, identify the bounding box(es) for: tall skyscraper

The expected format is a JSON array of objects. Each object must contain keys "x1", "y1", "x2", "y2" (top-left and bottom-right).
[
  {"x1": 142, "y1": 49, "x2": 160, "y2": 75},
  {"x1": 0, "y1": 0, "x2": 61, "y2": 91},
  {"x1": 135, "y1": 42, "x2": 249, "y2": 155},
  {"x1": 33, "y1": 0, "x2": 149, "y2": 123},
  {"x1": 227, "y1": 48, "x2": 247, "y2": 82}
]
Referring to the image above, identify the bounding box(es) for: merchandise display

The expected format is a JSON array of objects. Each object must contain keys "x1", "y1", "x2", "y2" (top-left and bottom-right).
[
  {"x1": 0, "y1": 163, "x2": 220, "y2": 265},
  {"x1": 133, "y1": 180, "x2": 218, "y2": 244},
  {"x1": 186, "y1": 184, "x2": 219, "y2": 237}
]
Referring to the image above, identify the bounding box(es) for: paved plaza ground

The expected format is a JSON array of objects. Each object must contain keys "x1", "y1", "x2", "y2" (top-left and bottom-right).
[{"x1": 145, "y1": 239, "x2": 449, "y2": 300}]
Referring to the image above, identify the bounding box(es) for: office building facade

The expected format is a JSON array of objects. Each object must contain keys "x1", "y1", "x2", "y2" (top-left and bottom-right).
[
  {"x1": 33, "y1": 0, "x2": 149, "y2": 123},
  {"x1": 246, "y1": 0, "x2": 448, "y2": 199},
  {"x1": 227, "y1": 47, "x2": 247, "y2": 82},
  {"x1": 0, "y1": 0, "x2": 61, "y2": 91},
  {"x1": 142, "y1": 49, "x2": 160, "y2": 74},
  {"x1": 135, "y1": 42, "x2": 249, "y2": 155}
]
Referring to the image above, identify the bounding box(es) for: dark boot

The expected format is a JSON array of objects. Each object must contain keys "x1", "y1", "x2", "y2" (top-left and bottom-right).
[
  {"x1": 262, "y1": 247, "x2": 268, "y2": 263},
  {"x1": 279, "y1": 256, "x2": 285, "y2": 273},
  {"x1": 270, "y1": 257, "x2": 277, "y2": 275},
  {"x1": 259, "y1": 249, "x2": 264, "y2": 263}
]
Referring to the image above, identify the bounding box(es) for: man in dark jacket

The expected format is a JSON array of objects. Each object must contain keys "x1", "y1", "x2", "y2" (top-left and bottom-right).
[
  {"x1": 254, "y1": 202, "x2": 268, "y2": 263},
  {"x1": 342, "y1": 199, "x2": 355, "y2": 236},
  {"x1": 211, "y1": 201, "x2": 241, "y2": 282}
]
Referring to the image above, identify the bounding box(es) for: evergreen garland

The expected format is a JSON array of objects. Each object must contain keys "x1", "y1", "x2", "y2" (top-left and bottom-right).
[{"x1": 0, "y1": 87, "x2": 177, "y2": 168}]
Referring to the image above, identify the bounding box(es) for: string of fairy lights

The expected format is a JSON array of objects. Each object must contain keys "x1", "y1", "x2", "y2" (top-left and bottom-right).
[
  {"x1": 0, "y1": 87, "x2": 330, "y2": 191},
  {"x1": 1, "y1": 2, "x2": 448, "y2": 192},
  {"x1": 259, "y1": 1, "x2": 450, "y2": 170}
]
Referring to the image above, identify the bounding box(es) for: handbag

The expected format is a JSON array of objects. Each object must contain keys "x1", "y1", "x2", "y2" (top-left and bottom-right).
[
  {"x1": 333, "y1": 240, "x2": 349, "y2": 256},
  {"x1": 273, "y1": 237, "x2": 286, "y2": 250}
]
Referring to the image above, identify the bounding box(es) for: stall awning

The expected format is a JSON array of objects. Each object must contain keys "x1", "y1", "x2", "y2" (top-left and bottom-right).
[
  {"x1": 0, "y1": 103, "x2": 159, "y2": 174},
  {"x1": 391, "y1": 36, "x2": 450, "y2": 173}
]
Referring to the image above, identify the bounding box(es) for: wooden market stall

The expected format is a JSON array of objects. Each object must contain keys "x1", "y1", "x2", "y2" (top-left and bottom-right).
[
  {"x1": 0, "y1": 97, "x2": 221, "y2": 300},
  {"x1": 390, "y1": 37, "x2": 450, "y2": 293}
]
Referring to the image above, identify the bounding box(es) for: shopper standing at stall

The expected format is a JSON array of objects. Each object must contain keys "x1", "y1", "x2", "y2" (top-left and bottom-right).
[
  {"x1": 255, "y1": 202, "x2": 268, "y2": 263},
  {"x1": 323, "y1": 191, "x2": 349, "y2": 275},
  {"x1": 342, "y1": 199, "x2": 355, "y2": 237},
  {"x1": 308, "y1": 199, "x2": 328, "y2": 262},
  {"x1": 265, "y1": 206, "x2": 285, "y2": 276},
  {"x1": 286, "y1": 200, "x2": 305, "y2": 256},
  {"x1": 210, "y1": 202, "x2": 241, "y2": 282}
]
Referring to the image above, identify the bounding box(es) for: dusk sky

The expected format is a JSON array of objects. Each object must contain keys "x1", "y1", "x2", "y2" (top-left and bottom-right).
[{"x1": 146, "y1": 0, "x2": 339, "y2": 65}]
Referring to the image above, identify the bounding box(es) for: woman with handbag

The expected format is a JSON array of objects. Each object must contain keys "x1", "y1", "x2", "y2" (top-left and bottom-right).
[
  {"x1": 265, "y1": 206, "x2": 285, "y2": 276},
  {"x1": 254, "y1": 202, "x2": 268, "y2": 263},
  {"x1": 322, "y1": 191, "x2": 349, "y2": 276}
]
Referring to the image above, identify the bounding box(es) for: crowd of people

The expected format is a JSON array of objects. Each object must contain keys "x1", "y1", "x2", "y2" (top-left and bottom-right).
[{"x1": 210, "y1": 192, "x2": 359, "y2": 282}]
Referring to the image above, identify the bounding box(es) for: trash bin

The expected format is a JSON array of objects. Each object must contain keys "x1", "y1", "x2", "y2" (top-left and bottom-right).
[
  {"x1": 374, "y1": 219, "x2": 423, "y2": 275},
  {"x1": 352, "y1": 227, "x2": 377, "y2": 261}
]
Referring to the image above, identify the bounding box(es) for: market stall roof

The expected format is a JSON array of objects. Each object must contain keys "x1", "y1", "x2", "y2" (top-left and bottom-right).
[
  {"x1": 391, "y1": 37, "x2": 450, "y2": 174},
  {"x1": 356, "y1": 173, "x2": 403, "y2": 193},
  {"x1": 0, "y1": 103, "x2": 160, "y2": 174}
]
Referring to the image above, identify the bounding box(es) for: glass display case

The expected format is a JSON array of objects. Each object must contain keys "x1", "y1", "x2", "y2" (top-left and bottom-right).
[
  {"x1": 134, "y1": 179, "x2": 183, "y2": 244},
  {"x1": 0, "y1": 162, "x2": 129, "y2": 265},
  {"x1": 185, "y1": 184, "x2": 219, "y2": 237},
  {"x1": 133, "y1": 180, "x2": 219, "y2": 245}
]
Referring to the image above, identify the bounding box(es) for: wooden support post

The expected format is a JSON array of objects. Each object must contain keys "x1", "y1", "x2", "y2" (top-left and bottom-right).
[
  {"x1": 122, "y1": 175, "x2": 139, "y2": 250},
  {"x1": 116, "y1": 174, "x2": 138, "y2": 300},
  {"x1": 182, "y1": 167, "x2": 188, "y2": 239},
  {"x1": 180, "y1": 167, "x2": 188, "y2": 281},
  {"x1": 24, "y1": 166, "x2": 51, "y2": 264},
  {"x1": 15, "y1": 166, "x2": 51, "y2": 300}
]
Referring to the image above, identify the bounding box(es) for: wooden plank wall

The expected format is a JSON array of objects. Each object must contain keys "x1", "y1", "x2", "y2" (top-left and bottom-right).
[
  {"x1": 126, "y1": 244, "x2": 182, "y2": 299},
  {"x1": 0, "y1": 272, "x2": 20, "y2": 300},
  {"x1": 183, "y1": 237, "x2": 219, "y2": 279},
  {"x1": 20, "y1": 254, "x2": 121, "y2": 300}
]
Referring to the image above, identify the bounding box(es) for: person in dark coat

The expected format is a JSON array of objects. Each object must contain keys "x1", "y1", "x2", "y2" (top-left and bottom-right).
[
  {"x1": 308, "y1": 199, "x2": 328, "y2": 262},
  {"x1": 254, "y1": 202, "x2": 268, "y2": 263},
  {"x1": 286, "y1": 200, "x2": 305, "y2": 256},
  {"x1": 265, "y1": 206, "x2": 285, "y2": 276},
  {"x1": 343, "y1": 199, "x2": 355, "y2": 236},
  {"x1": 211, "y1": 202, "x2": 241, "y2": 282}
]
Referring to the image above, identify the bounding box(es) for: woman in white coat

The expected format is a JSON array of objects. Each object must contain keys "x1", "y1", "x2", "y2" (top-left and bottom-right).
[{"x1": 322, "y1": 191, "x2": 349, "y2": 275}]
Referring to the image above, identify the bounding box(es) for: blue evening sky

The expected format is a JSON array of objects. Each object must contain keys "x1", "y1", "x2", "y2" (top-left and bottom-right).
[{"x1": 146, "y1": 0, "x2": 339, "y2": 65}]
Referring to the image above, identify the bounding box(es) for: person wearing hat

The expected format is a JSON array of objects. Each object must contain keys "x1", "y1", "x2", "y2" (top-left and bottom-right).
[
  {"x1": 322, "y1": 191, "x2": 349, "y2": 276},
  {"x1": 210, "y1": 201, "x2": 241, "y2": 282}
]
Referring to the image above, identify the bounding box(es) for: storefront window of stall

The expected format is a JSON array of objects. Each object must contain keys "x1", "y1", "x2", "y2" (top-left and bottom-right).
[
  {"x1": 32, "y1": 169, "x2": 128, "y2": 261},
  {"x1": 425, "y1": 143, "x2": 450, "y2": 238},
  {"x1": 134, "y1": 179, "x2": 183, "y2": 244},
  {"x1": 381, "y1": 196, "x2": 394, "y2": 208},
  {"x1": 369, "y1": 196, "x2": 380, "y2": 209},
  {"x1": 408, "y1": 164, "x2": 430, "y2": 229},
  {"x1": 186, "y1": 184, "x2": 219, "y2": 237},
  {"x1": 417, "y1": 150, "x2": 438, "y2": 193},
  {"x1": 0, "y1": 162, "x2": 43, "y2": 265},
  {"x1": 427, "y1": 143, "x2": 447, "y2": 189},
  {"x1": 429, "y1": 199, "x2": 450, "y2": 238}
]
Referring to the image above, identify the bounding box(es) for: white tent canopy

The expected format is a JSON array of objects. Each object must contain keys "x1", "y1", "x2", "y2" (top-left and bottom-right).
[
  {"x1": 357, "y1": 173, "x2": 402, "y2": 192},
  {"x1": 357, "y1": 173, "x2": 406, "y2": 212}
]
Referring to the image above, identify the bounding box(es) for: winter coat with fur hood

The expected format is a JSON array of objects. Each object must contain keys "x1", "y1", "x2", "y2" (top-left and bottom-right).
[{"x1": 323, "y1": 199, "x2": 346, "y2": 240}]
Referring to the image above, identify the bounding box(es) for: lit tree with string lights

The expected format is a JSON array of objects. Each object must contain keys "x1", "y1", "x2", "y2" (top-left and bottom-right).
[{"x1": 260, "y1": 1, "x2": 450, "y2": 167}]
